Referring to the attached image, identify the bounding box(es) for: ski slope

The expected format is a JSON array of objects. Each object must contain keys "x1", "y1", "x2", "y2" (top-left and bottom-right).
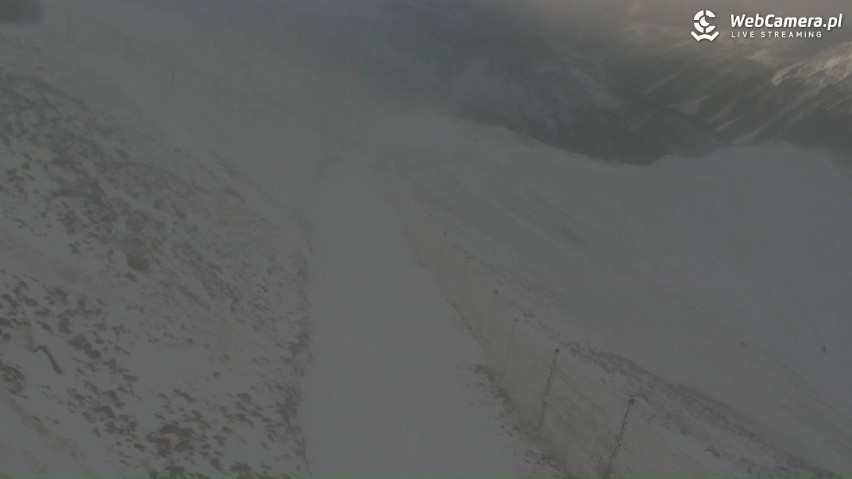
[
  {"x1": 2, "y1": 0, "x2": 558, "y2": 475},
  {"x1": 300, "y1": 156, "x2": 555, "y2": 476},
  {"x1": 385, "y1": 110, "x2": 852, "y2": 475},
  {"x1": 2, "y1": 0, "x2": 852, "y2": 476}
]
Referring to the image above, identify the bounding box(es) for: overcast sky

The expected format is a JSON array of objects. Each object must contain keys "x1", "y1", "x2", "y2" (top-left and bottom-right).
[{"x1": 132, "y1": 0, "x2": 851, "y2": 62}]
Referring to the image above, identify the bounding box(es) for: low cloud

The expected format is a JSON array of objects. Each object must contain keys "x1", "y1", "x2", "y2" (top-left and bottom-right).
[{"x1": 0, "y1": 0, "x2": 42, "y2": 24}]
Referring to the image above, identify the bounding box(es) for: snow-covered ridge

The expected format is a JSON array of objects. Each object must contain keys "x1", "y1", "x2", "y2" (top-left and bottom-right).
[
  {"x1": 608, "y1": 27, "x2": 852, "y2": 150},
  {"x1": 146, "y1": 0, "x2": 720, "y2": 164},
  {"x1": 378, "y1": 110, "x2": 852, "y2": 476},
  {"x1": 772, "y1": 42, "x2": 852, "y2": 88},
  {"x1": 4, "y1": 0, "x2": 852, "y2": 476}
]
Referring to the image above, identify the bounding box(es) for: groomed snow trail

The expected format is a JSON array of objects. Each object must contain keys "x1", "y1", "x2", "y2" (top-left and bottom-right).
[{"x1": 300, "y1": 156, "x2": 547, "y2": 476}]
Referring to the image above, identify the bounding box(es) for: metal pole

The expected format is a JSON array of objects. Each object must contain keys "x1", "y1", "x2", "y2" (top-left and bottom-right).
[
  {"x1": 603, "y1": 397, "x2": 636, "y2": 479},
  {"x1": 459, "y1": 255, "x2": 471, "y2": 310},
  {"x1": 66, "y1": 14, "x2": 72, "y2": 44},
  {"x1": 490, "y1": 288, "x2": 500, "y2": 324},
  {"x1": 537, "y1": 347, "x2": 560, "y2": 430},
  {"x1": 499, "y1": 318, "x2": 519, "y2": 380}
]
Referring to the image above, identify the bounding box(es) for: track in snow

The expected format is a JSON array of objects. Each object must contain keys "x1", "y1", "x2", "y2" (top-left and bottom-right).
[{"x1": 299, "y1": 156, "x2": 554, "y2": 476}]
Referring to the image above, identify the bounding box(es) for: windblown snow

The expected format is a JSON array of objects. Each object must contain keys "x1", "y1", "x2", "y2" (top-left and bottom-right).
[
  {"x1": 0, "y1": 2, "x2": 313, "y2": 476},
  {"x1": 2, "y1": 0, "x2": 852, "y2": 477}
]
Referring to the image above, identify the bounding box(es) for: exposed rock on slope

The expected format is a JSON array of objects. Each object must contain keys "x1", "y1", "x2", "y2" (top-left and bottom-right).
[{"x1": 0, "y1": 31, "x2": 310, "y2": 477}]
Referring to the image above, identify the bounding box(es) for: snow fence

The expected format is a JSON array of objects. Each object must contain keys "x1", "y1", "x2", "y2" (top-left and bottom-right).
[{"x1": 387, "y1": 166, "x2": 832, "y2": 478}]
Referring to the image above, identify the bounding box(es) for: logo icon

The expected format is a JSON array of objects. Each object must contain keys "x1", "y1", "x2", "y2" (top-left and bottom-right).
[{"x1": 692, "y1": 10, "x2": 720, "y2": 41}]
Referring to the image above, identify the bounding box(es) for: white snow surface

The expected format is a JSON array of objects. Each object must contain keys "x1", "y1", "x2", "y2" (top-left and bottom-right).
[
  {"x1": 382, "y1": 111, "x2": 852, "y2": 475},
  {"x1": 0, "y1": 1, "x2": 319, "y2": 476},
  {"x1": 1, "y1": 0, "x2": 556, "y2": 476},
  {"x1": 300, "y1": 156, "x2": 555, "y2": 476},
  {"x1": 2, "y1": 0, "x2": 852, "y2": 477}
]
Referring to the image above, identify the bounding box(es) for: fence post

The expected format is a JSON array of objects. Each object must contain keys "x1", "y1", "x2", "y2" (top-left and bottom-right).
[
  {"x1": 536, "y1": 347, "x2": 560, "y2": 430},
  {"x1": 490, "y1": 288, "x2": 500, "y2": 322},
  {"x1": 603, "y1": 397, "x2": 636, "y2": 479},
  {"x1": 459, "y1": 254, "x2": 471, "y2": 309},
  {"x1": 439, "y1": 230, "x2": 448, "y2": 277},
  {"x1": 499, "y1": 318, "x2": 519, "y2": 380}
]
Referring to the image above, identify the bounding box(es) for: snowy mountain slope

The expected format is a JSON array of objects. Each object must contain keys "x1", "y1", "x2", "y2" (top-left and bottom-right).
[
  {"x1": 374, "y1": 110, "x2": 852, "y2": 475},
  {"x1": 317, "y1": 0, "x2": 723, "y2": 164},
  {"x1": 5, "y1": 0, "x2": 852, "y2": 477},
  {"x1": 300, "y1": 155, "x2": 560, "y2": 477},
  {"x1": 143, "y1": 0, "x2": 722, "y2": 164},
  {"x1": 2, "y1": 1, "x2": 570, "y2": 476},
  {"x1": 0, "y1": 6, "x2": 314, "y2": 477},
  {"x1": 603, "y1": 26, "x2": 852, "y2": 153},
  {"x1": 138, "y1": 0, "x2": 852, "y2": 160}
]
